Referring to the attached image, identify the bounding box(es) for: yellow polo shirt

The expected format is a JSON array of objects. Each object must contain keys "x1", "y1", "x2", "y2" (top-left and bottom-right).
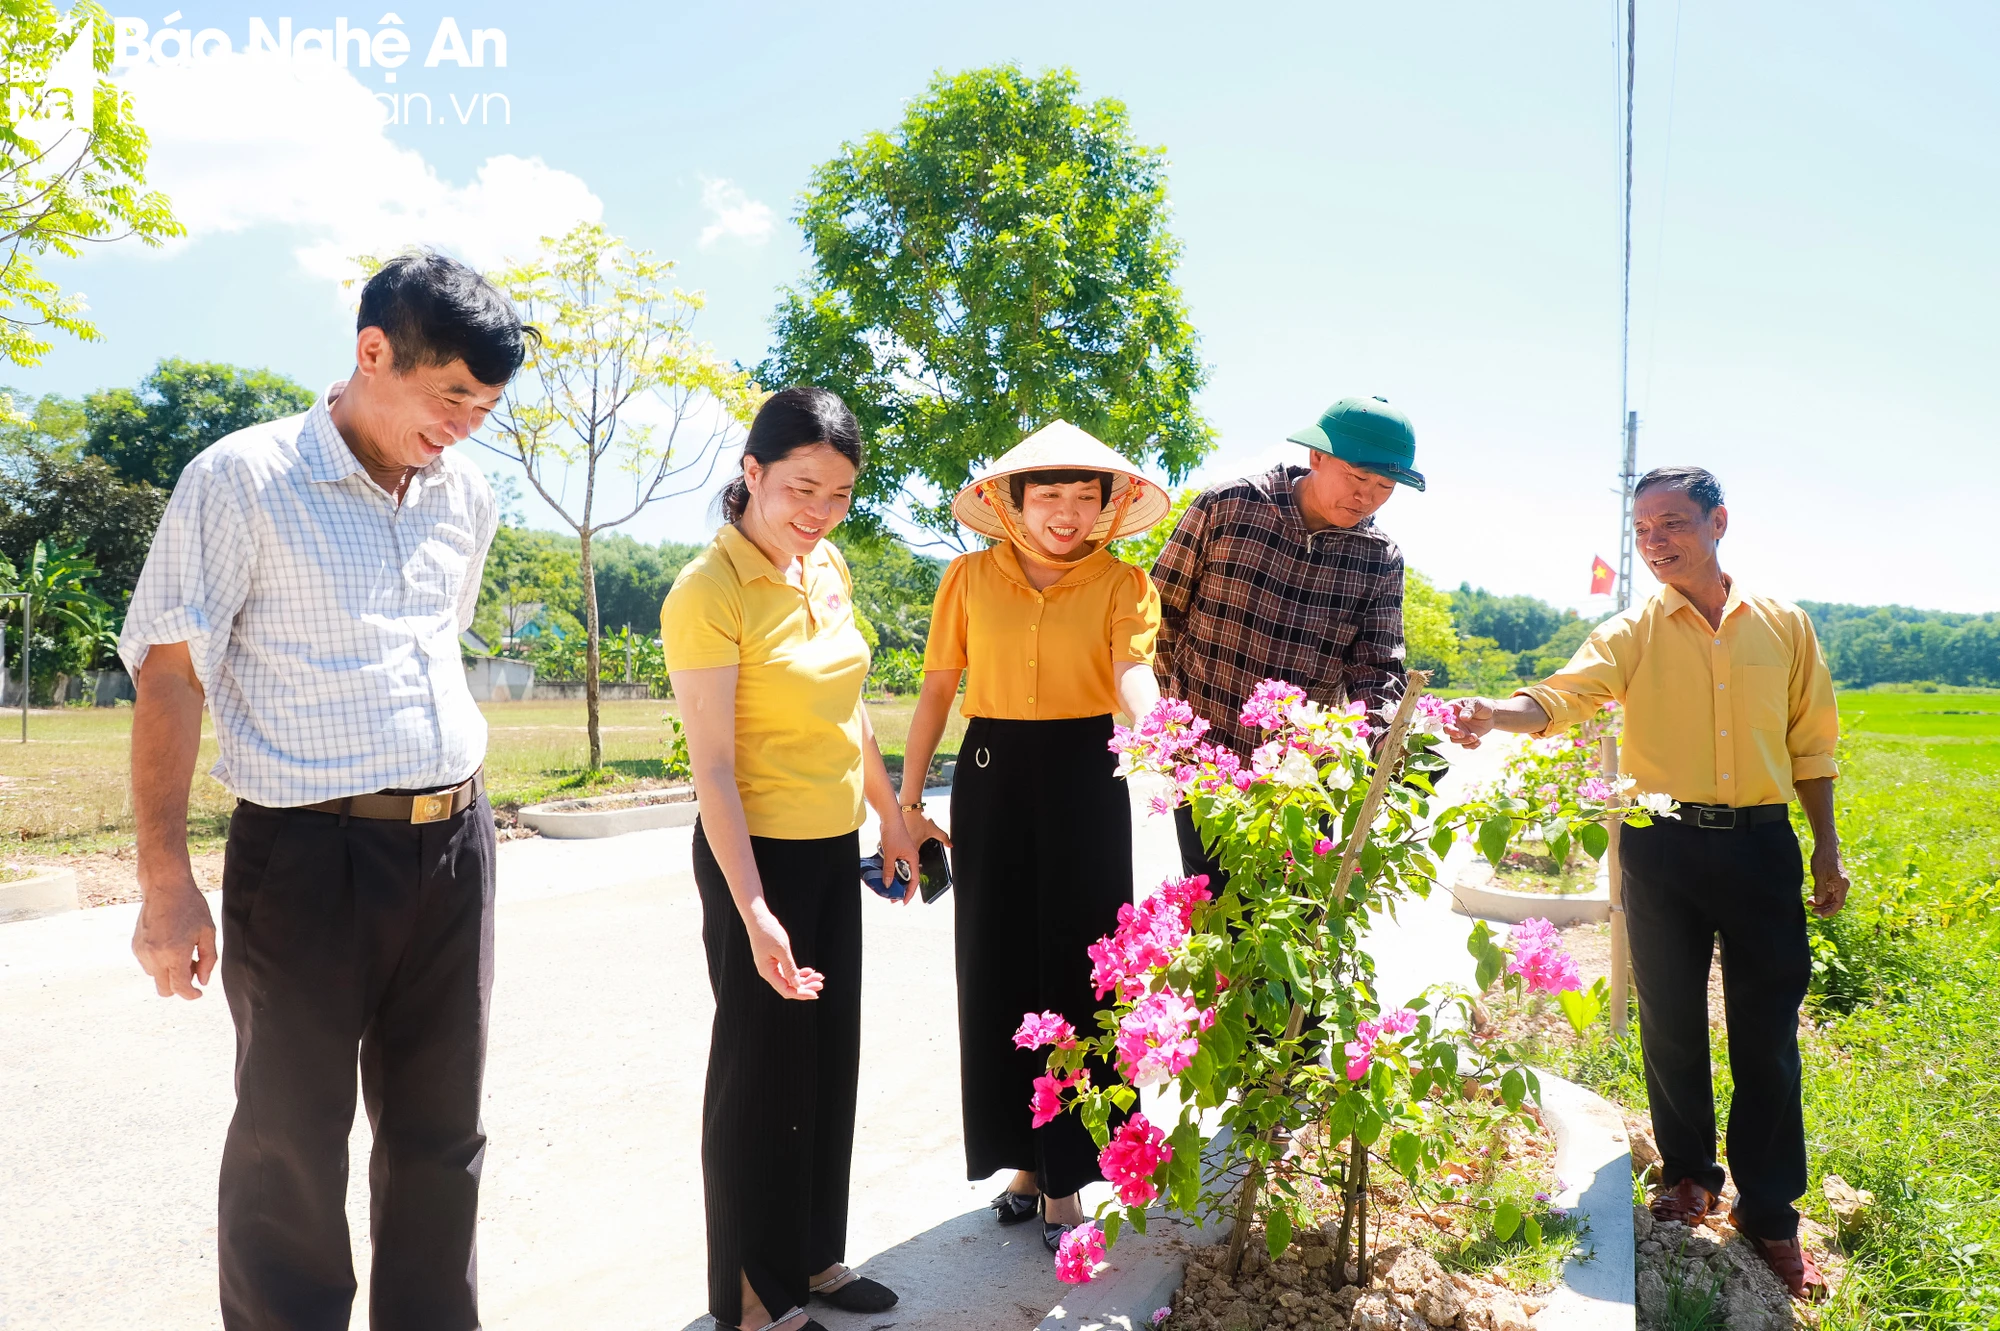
[
  {"x1": 1516, "y1": 581, "x2": 1839, "y2": 808},
  {"x1": 661, "y1": 524, "x2": 870, "y2": 839},
  {"x1": 925, "y1": 544, "x2": 1160, "y2": 720}
]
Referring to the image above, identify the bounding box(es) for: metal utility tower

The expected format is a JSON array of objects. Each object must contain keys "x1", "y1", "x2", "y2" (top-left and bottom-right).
[{"x1": 1615, "y1": 0, "x2": 1638, "y2": 612}]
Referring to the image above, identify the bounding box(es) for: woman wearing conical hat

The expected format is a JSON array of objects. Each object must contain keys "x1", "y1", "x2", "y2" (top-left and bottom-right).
[{"x1": 896, "y1": 420, "x2": 1171, "y2": 1251}]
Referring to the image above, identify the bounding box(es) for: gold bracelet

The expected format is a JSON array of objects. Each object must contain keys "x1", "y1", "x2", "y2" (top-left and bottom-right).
[{"x1": 900, "y1": 800, "x2": 926, "y2": 813}]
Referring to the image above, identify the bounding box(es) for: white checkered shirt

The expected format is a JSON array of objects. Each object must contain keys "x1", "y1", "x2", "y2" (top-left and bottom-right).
[{"x1": 119, "y1": 384, "x2": 498, "y2": 807}]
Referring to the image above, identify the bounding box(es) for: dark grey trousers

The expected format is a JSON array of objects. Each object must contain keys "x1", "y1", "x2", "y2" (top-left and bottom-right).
[
  {"x1": 217, "y1": 795, "x2": 497, "y2": 1331},
  {"x1": 1622, "y1": 815, "x2": 1811, "y2": 1241}
]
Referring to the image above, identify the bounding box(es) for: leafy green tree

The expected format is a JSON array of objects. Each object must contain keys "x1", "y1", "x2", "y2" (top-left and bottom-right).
[
  {"x1": 761, "y1": 64, "x2": 1213, "y2": 541},
  {"x1": 0, "y1": 0, "x2": 181, "y2": 372},
  {"x1": 1525, "y1": 615, "x2": 1601, "y2": 678},
  {"x1": 1450, "y1": 584, "x2": 1573, "y2": 654},
  {"x1": 83, "y1": 358, "x2": 315, "y2": 489},
  {"x1": 0, "y1": 385, "x2": 85, "y2": 457},
  {"x1": 0, "y1": 537, "x2": 115, "y2": 697},
  {"x1": 0, "y1": 438, "x2": 164, "y2": 601},
  {"x1": 471, "y1": 525, "x2": 580, "y2": 654},
  {"x1": 484, "y1": 223, "x2": 763, "y2": 769},
  {"x1": 1114, "y1": 485, "x2": 1198, "y2": 572},
  {"x1": 1403, "y1": 569, "x2": 1460, "y2": 684},
  {"x1": 589, "y1": 532, "x2": 702, "y2": 635},
  {"x1": 1803, "y1": 602, "x2": 2000, "y2": 688},
  {"x1": 835, "y1": 535, "x2": 945, "y2": 653}
]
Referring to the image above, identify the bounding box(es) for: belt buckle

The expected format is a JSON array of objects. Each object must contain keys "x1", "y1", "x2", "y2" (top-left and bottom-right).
[
  {"x1": 410, "y1": 792, "x2": 452, "y2": 824},
  {"x1": 1696, "y1": 806, "x2": 1738, "y2": 831}
]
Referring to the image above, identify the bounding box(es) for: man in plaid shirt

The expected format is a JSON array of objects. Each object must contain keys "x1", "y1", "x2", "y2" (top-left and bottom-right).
[{"x1": 1150, "y1": 396, "x2": 1425, "y2": 884}]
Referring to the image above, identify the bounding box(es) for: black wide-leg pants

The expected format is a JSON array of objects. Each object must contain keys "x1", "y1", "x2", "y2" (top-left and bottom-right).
[
  {"x1": 951, "y1": 714, "x2": 1133, "y2": 1199},
  {"x1": 1622, "y1": 815, "x2": 1811, "y2": 1241},
  {"x1": 217, "y1": 795, "x2": 496, "y2": 1331},
  {"x1": 693, "y1": 821, "x2": 862, "y2": 1326}
]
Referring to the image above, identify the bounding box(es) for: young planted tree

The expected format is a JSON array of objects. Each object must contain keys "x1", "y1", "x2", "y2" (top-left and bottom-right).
[
  {"x1": 0, "y1": 0, "x2": 181, "y2": 375},
  {"x1": 484, "y1": 223, "x2": 762, "y2": 769},
  {"x1": 760, "y1": 63, "x2": 1213, "y2": 542}
]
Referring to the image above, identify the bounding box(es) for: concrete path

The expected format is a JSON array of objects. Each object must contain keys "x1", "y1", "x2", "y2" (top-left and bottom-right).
[{"x1": 0, "y1": 740, "x2": 1508, "y2": 1331}]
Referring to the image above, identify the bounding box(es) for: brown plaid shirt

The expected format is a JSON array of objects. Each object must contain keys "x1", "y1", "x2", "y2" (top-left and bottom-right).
[{"x1": 1150, "y1": 464, "x2": 1406, "y2": 759}]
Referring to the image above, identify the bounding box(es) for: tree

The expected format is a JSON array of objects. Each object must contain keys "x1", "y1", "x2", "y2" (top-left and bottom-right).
[
  {"x1": 0, "y1": 440, "x2": 164, "y2": 602},
  {"x1": 84, "y1": 358, "x2": 314, "y2": 489},
  {"x1": 1402, "y1": 569, "x2": 1459, "y2": 683},
  {"x1": 588, "y1": 532, "x2": 702, "y2": 635},
  {"x1": 1450, "y1": 584, "x2": 1574, "y2": 654},
  {"x1": 0, "y1": 384, "x2": 85, "y2": 457},
  {"x1": 0, "y1": 537, "x2": 115, "y2": 698},
  {"x1": 836, "y1": 535, "x2": 945, "y2": 653},
  {"x1": 0, "y1": 0, "x2": 181, "y2": 373},
  {"x1": 470, "y1": 525, "x2": 580, "y2": 654},
  {"x1": 484, "y1": 223, "x2": 762, "y2": 769},
  {"x1": 1113, "y1": 485, "x2": 1198, "y2": 572},
  {"x1": 760, "y1": 64, "x2": 1213, "y2": 543}
]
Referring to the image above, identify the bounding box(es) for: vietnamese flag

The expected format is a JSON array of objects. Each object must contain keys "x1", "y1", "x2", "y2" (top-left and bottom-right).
[{"x1": 1589, "y1": 556, "x2": 1615, "y2": 596}]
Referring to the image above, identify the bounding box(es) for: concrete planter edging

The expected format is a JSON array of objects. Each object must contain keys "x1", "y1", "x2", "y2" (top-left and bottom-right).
[
  {"x1": 1038, "y1": 1079, "x2": 1635, "y2": 1331},
  {"x1": 516, "y1": 787, "x2": 698, "y2": 839},
  {"x1": 1448, "y1": 861, "x2": 1611, "y2": 927},
  {"x1": 0, "y1": 866, "x2": 79, "y2": 923},
  {"x1": 1532, "y1": 1069, "x2": 1638, "y2": 1330}
]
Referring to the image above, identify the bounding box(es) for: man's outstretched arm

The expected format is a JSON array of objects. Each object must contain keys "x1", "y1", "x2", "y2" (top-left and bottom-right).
[
  {"x1": 130, "y1": 641, "x2": 217, "y2": 999},
  {"x1": 1443, "y1": 694, "x2": 1551, "y2": 748}
]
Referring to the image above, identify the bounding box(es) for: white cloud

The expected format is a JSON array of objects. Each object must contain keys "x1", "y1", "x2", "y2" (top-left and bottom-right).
[
  {"x1": 115, "y1": 54, "x2": 601, "y2": 289},
  {"x1": 697, "y1": 176, "x2": 774, "y2": 249}
]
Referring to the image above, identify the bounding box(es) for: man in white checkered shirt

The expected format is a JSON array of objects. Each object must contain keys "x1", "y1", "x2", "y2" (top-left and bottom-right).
[{"x1": 120, "y1": 251, "x2": 532, "y2": 1331}]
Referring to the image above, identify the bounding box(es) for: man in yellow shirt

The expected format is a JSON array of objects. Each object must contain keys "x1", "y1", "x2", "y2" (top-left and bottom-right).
[{"x1": 1447, "y1": 466, "x2": 1847, "y2": 1302}]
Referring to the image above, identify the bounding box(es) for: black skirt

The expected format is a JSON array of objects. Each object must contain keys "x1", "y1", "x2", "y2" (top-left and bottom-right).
[{"x1": 950, "y1": 713, "x2": 1133, "y2": 1197}]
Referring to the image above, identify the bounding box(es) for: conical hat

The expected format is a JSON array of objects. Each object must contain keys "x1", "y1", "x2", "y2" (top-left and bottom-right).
[{"x1": 951, "y1": 420, "x2": 1172, "y2": 545}]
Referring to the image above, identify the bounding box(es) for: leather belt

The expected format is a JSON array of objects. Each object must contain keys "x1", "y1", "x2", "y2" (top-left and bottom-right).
[
  {"x1": 1677, "y1": 801, "x2": 1788, "y2": 831},
  {"x1": 296, "y1": 769, "x2": 486, "y2": 824}
]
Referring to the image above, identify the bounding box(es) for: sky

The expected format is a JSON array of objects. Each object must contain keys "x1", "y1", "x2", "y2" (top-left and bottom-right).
[{"x1": 11, "y1": 1, "x2": 1997, "y2": 613}]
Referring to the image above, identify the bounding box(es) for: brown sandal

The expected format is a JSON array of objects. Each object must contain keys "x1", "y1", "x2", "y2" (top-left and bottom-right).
[
  {"x1": 1649, "y1": 1177, "x2": 1721, "y2": 1225},
  {"x1": 1729, "y1": 1210, "x2": 1829, "y2": 1302}
]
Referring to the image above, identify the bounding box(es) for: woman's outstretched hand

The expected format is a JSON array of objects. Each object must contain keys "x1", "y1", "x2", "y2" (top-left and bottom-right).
[{"x1": 743, "y1": 897, "x2": 824, "y2": 999}]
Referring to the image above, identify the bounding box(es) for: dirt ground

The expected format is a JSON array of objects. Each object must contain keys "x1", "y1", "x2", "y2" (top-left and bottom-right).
[{"x1": 12, "y1": 846, "x2": 227, "y2": 908}]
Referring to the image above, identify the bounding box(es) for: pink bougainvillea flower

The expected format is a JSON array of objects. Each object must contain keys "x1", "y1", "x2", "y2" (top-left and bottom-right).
[
  {"x1": 1345, "y1": 1007, "x2": 1419, "y2": 1080},
  {"x1": 1507, "y1": 917, "x2": 1583, "y2": 995},
  {"x1": 1249, "y1": 739, "x2": 1285, "y2": 776},
  {"x1": 1313, "y1": 837, "x2": 1334, "y2": 856},
  {"x1": 1013, "y1": 1011, "x2": 1078, "y2": 1051},
  {"x1": 1411, "y1": 692, "x2": 1456, "y2": 736},
  {"x1": 1054, "y1": 1221, "x2": 1107, "y2": 1283},
  {"x1": 1098, "y1": 1112, "x2": 1175, "y2": 1206},
  {"x1": 1148, "y1": 790, "x2": 1180, "y2": 818},
  {"x1": 1115, "y1": 989, "x2": 1213, "y2": 1088},
  {"x1": 1088, "y1": 889, "x2": 1195, "y2": 1001},
  {"x1": 1578, "y1": 777, "x2": 1614, "y2": 802},
  {"x1": 1240, "y1": 679, "x2": 1307, "y2": 731},
  {"x1": 1158, "y1": 874, "x2": 1212, "y2": 927},
  {"x1": 1153, "y1": 1309, "x2": 1173, "y2": 1326},
  {"x1": 1029, "y1": 1069, "x2": 1085, "y2": 1128},
  {"x1": 1536, "y1": 782, "x2": 1561, "y2": 802}
]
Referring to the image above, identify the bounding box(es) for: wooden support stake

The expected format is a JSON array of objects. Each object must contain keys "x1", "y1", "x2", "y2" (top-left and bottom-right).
[{"x1": 1601, "y1": 733, "x2": 1629, "y2": 1035}]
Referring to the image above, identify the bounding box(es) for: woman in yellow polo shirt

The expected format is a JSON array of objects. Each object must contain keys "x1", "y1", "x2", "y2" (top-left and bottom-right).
[
  {"x1": 898, "y1": 421, "x2": 1170, "y2": 1252},
  {"x1": 663, "y1": 387, "x2": 918, "y2": 1331}
]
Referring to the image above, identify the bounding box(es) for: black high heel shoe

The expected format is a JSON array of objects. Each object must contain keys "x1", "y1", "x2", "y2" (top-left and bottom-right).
[
  {"x1": 1040, "y1": 1195, "x2": 1074, "y2": 1253},
  {"x1": 989, "y1": 1187, "x2": 1041, "y2": 1225}
]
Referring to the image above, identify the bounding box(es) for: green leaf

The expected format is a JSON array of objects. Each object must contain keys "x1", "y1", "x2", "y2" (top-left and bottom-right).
[
  {"x1": 1522, "y1": 1213, "x2": 1544, "y2": 1247},
  {"x1": 1430, "y1": 823, "x2": 1457, "y2": 857},
  {"x1": 1501, "y1": 1067, "x2": 1526, "y2": 1112},
  {"x1": 1265, "y1": 1206, "x2": 1293, "y2": 1258},
  {"x1": 1129, "y1": 1204, "x2": 1149, "y2": 1235},
  {"x1": 1477, "y1": 814, "x2": 1513, "y2": 867},
  {"x1": 1104, "y1": 1210, "x2": 1122, "y2": 1245},
  {"x1": 1579, "y1": 820, "x2": 1610, "y2": 860},
  {"x1": 1548, "y1": 828, "x2": 1571, "y2": 867},
  {"x1": 1389, "y1": 1130, "x2": 1422, "y2": 1178},
  {"x1": 1493, "y1": 1201, "x2": 1522, "y2": 1242}
]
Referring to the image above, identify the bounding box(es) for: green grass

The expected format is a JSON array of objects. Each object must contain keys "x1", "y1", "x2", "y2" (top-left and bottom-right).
[
  {"x1": 1544, "y1": 695, "x2": 2000, "y2": 1328},
  {"x1": 0, "y1": 695, "x2": 969, "y2": 853}
]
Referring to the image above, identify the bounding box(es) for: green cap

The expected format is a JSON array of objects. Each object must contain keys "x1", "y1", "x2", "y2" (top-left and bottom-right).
[{"x1": 1286, "y1": 396, "x2": 1425, "y2": 491}]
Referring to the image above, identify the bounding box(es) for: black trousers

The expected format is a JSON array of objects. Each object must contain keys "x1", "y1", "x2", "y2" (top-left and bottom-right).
[
  {"x1": 952, "y1": 715, "x2": 1133, "y2": 1199},
  {"x1": 217, "y1": 795, "x2": 496, "y2": 1331},
  {"x1": 693, "y1": 821, "x2": 862, "y2": 1325},
  {"x1": 1622, "y1": 815, "x2": 1811, "y2": 1241}
]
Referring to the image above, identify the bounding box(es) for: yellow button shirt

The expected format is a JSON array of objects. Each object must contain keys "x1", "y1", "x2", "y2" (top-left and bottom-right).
[
  {"x1": 661, "y1": 524, "x2": 870, "y2": 839},
  {"x1": 924, "y1": 544, "x2": 1161, "y2": 720},
  {"x1": 1515, "y1": 581, "x2": 1839, "y2": 808}
]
